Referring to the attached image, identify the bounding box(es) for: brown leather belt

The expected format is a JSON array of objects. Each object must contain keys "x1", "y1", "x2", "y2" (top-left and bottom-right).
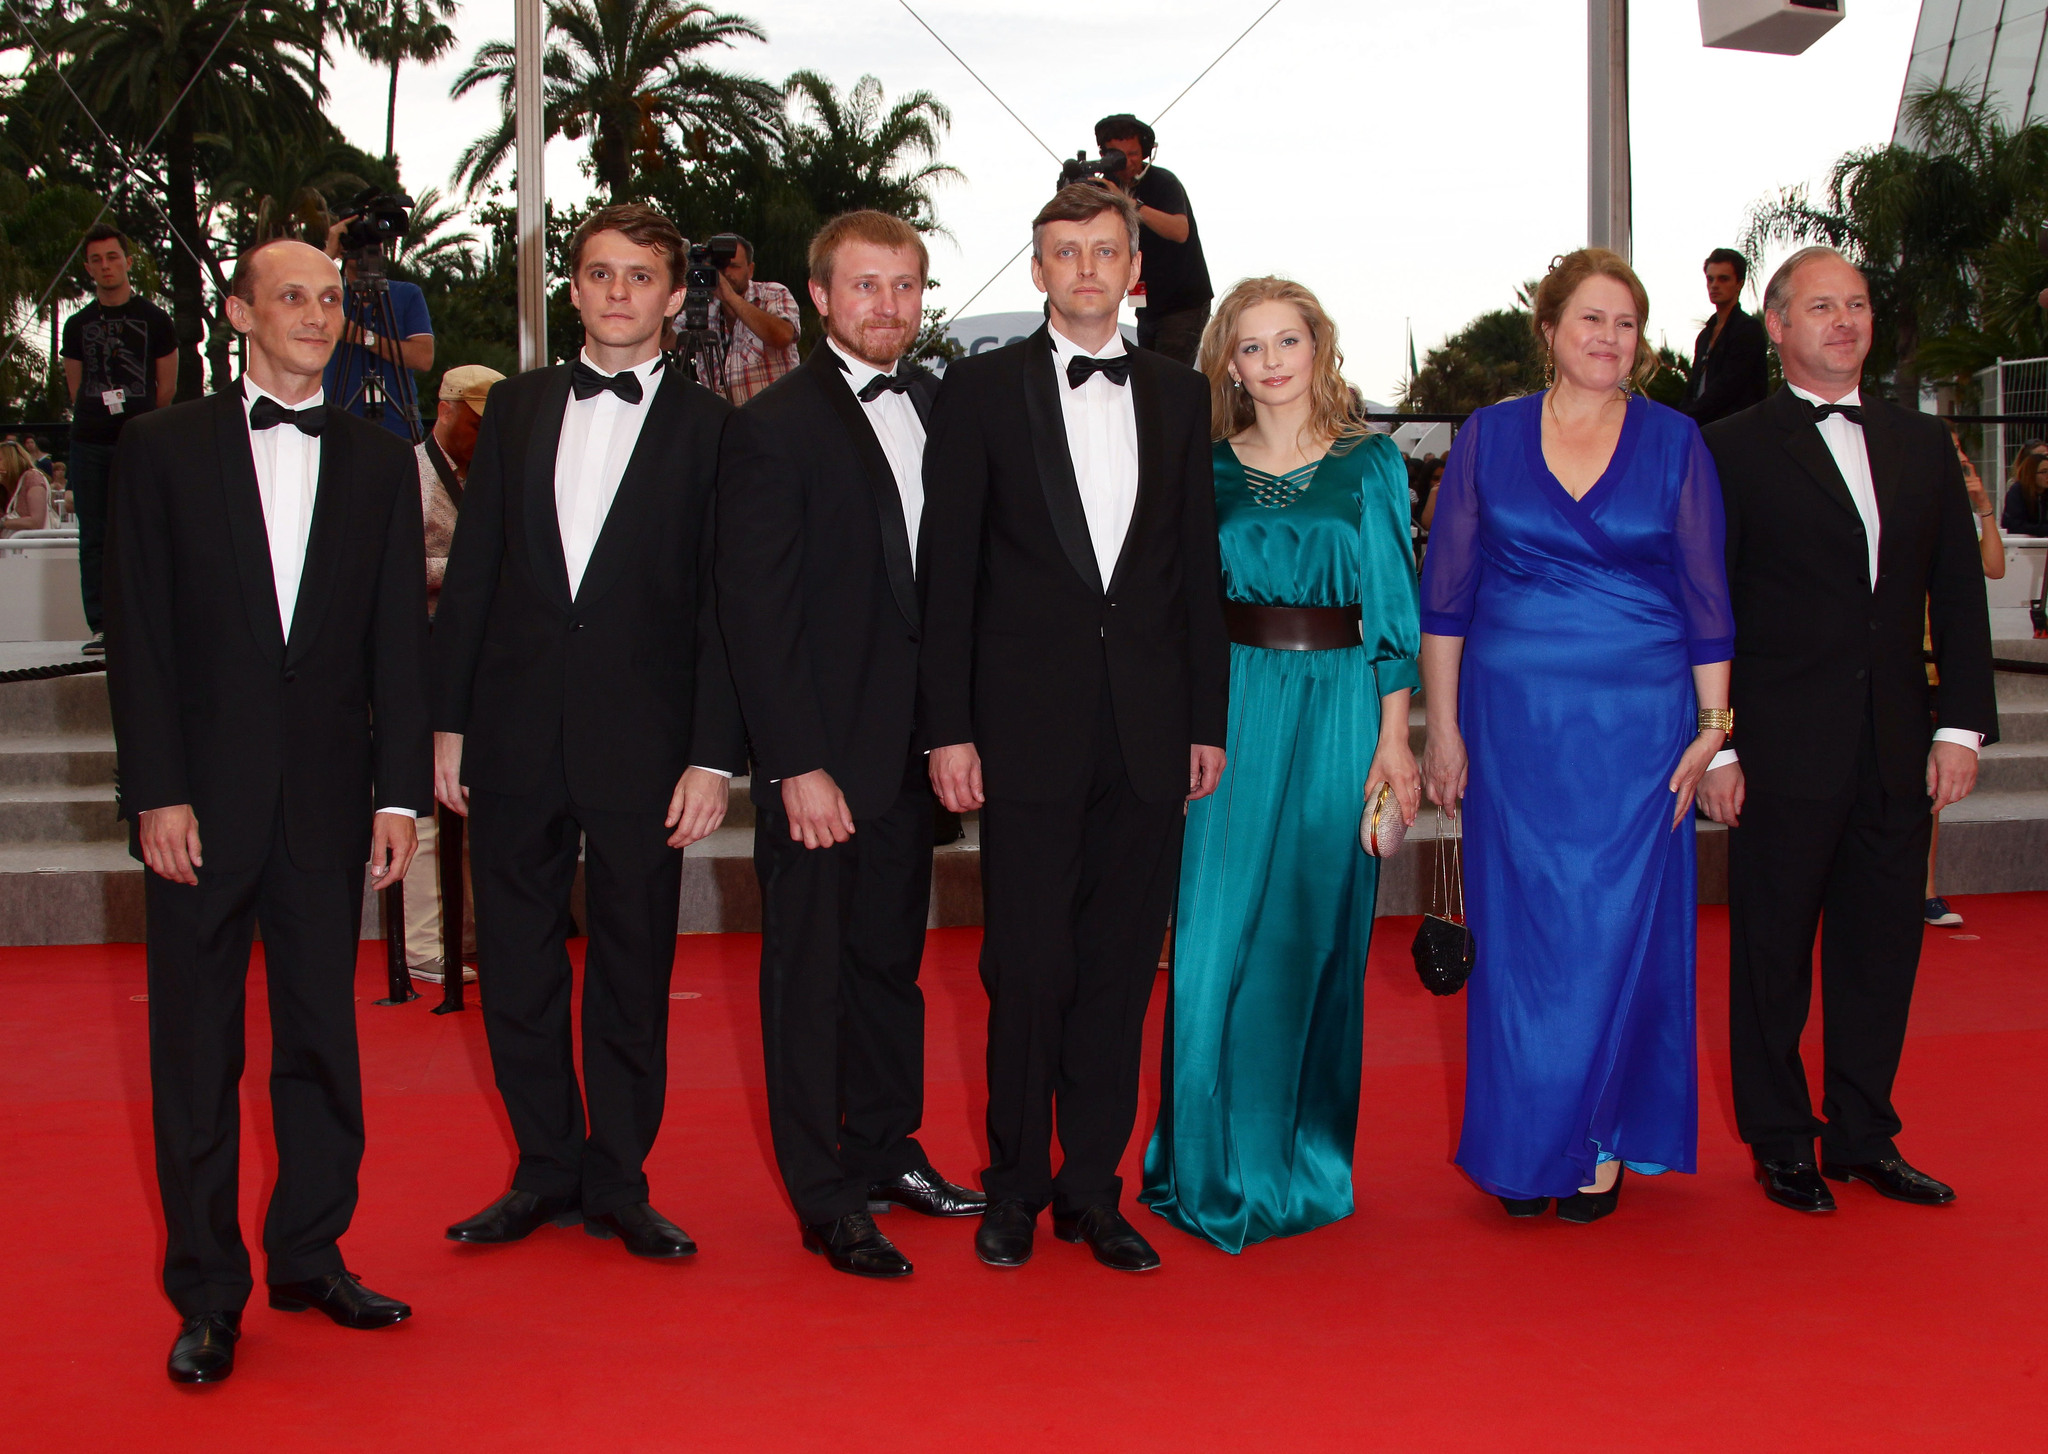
[{"x1": 1223, "y1": 602, "x2": 1362, "y2": 651}]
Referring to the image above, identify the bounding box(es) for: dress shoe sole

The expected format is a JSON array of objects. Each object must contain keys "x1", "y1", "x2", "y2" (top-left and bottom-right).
[
  {"x1": 1051, "y1": 1228, "x2": 1160, "y2": 1271},
  {"x1": 1757, "y1": 1183, "x2": 1835, "y2": 1213},
  {"x1": 168, "y1": 1364, "x2": 232, "y2": 1384},
  {"x1": 802, "y1": 1242, "x2": 914, "y2": 1278},
  {"x1": 867, "y1": 1197, "x2": 986, "y2": 1218},
  {"x1": 266, "y1": 1294, "x2": 409, "y2": 1328},
  {"x1": 1820, "y1": 1167, "x2": 1955, "y2": 1205},
  {"x1": 975, "y1": 1248, "x2": 1031, "y2": 1268},
  {"x1": 445, "y1": 1211, "x2": 583, "y2": 1244},
  {"x1": 583, "y1": 1222, "x2": 696, "y2": 1257}
]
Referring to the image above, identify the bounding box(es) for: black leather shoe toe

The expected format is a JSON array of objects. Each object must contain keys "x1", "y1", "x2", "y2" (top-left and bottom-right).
[
  {"x1": 1755, "y1": 1158, "x2": 1836, "y2": 1213},
  {"x1": 446, "y1": 1188, "x2": 582, "y2": 1244},
  {"x1": 1498, "y1": 1196, "x2": 1550, "y2": 1218},
  {"x1": 802, "y1": 1212, "x2": 912, "y2": 1278},
  {"x1": 268, "y1": 1271, "x2": 410, "y2": 1329},
  {"x1": 976, "y1": 1199, "x2": 1037, "y2": 1268},
  {"x1": 167, "y1": 1311, "x2": 239, "y2": 1384},
  {"x1": 1822, "y1": 1157, "x2": 1956, "y2": 1205},
  {"x1": 584, "y1": 1201, "x2": 698, "y2": 1258},
  {"x1": 1052, "y1": 1204, "x2": 1161, "y2": 1272},
  {"x1": 867, "y1": 1165, "x2": 988, "y2": 1218}
]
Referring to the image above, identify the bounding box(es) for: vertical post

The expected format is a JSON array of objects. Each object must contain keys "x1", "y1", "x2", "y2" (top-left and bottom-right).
[
  {"x1": 1995, "y1": 358, "x2": 2007, "y2": 517},
  {"x1": 1588, "y1": 0, "x2": 1632, "y2": 260},
  {"x1": 433, "y1": 803, "x2": 469, "y2": 1014},
  {"x1": 374, "y1": 883, "x2": 418, "y2": 1005},
  {"x1": 514, "y1": 0, "x2": 547, "y2": 372}
]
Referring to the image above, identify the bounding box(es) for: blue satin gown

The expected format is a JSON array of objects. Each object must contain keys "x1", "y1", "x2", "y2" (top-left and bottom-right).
[
  {"x1": 1141, "y1": 434, "x2": 1421, "y2": 1252},
  {"x1": 1418, "y1": 393, "x2": 1733, "y2": 1200}
]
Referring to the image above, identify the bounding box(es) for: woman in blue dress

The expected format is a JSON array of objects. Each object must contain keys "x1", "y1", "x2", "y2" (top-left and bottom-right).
[
  {"x1": 1417, "y1": 250, "x2": 1734, "y2": 1223},
  {"x1": 1141, "y1": 277, "x2": 1421, "y2": 1252}
]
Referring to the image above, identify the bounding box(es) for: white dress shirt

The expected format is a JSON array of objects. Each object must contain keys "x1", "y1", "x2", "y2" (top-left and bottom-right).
[
  {"x1": 1047, "y1": 323, "x2": 1140, "y2": 585},
  {"x1": 827, "y1": 337, "x2": 926, "y2": 555},
  {"x1": 241, "y1": 376, "x2": 413, "y2": 819},
  {"x1": 1709, "y1": 383, "x2": 1979, "y2": 772},
  {"x1": 555, "y1": 350, "x2": 664, "y2": 598}
]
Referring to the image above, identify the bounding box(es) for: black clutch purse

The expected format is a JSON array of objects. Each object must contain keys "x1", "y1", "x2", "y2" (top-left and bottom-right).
[{"x1": 1411, "y1": 810, "x2": 1474, "y2": 996}]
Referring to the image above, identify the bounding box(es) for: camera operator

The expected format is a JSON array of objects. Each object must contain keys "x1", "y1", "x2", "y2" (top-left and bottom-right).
[
  {"x1": 323, "y1": 214, "x2": 435, "y2": 440},
  {"x1": 704, "y1": 232, "x2": 800, "y2": 403},
  {"x1": 1094, "y1": 113, "x2": 1212, "y2": 367}
]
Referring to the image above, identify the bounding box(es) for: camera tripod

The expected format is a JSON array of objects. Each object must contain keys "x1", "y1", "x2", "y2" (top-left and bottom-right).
[
  {"x1": 332, "y1": 246, "x2": 424, "y2": 445},
  {"x1": 670, "y1": 320, "x2": 728, "y2": 399}
]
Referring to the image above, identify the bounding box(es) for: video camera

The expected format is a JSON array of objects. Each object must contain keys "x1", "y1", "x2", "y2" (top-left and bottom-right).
[
  {"x1": 1058, "y1": 146, "x2": 1130, "y2": 191},
  {"x1": 680, "y1": 234, "x2": 742, "y2": 333},
  {"x1": 336, "y1": 187, "x2": 414, "y2": 262}
]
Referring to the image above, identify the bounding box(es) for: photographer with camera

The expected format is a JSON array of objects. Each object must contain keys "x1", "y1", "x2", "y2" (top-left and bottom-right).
[
  {"x1": 1093, "y1": 114, "x2": 1211, "y2": 367},
  {"x1": 697, "y1": 232, "x2": 799, "y2": 404},
  {"x1": 323, "y1": 199, "x2": 435, "y2": 441}
]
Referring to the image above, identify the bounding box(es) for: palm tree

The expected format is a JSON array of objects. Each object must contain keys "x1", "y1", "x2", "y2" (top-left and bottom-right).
[
  {"x1": 349, "y1": 0, "x2": 460, "y2": 165},
  {"x1": 45, "y1": 0, "x2": 323, "y2": 397},
  {"x1": 778, "y1": 71, "x2": 959, "y2": 232},
  {"x1": 206, "y1": 126, "x2": 376, "y2": 243},
  {"x1": 1747, "y1": 83, "x2": 2048, "y2": 399},
  {"x1": 450, "y1": 0, "x2": 778, "y2": 203},
  {"x1": 392, "y1": 186, "x2": 479, "y2": 272}
]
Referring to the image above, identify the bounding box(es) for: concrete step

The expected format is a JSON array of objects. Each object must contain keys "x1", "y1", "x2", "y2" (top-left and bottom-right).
[
  {"x1": 0, "y1": 672, "x2": 110, "y2": 734},
  {"x1": 0, "y1": 782, "x2": 121, "y2": 842},
  {"x1": 0, "y1": 732, "x2": 118, "y2": 786},
  {"x1": 1974, "y1": 740, "x2": 2048, "y2": 793}
]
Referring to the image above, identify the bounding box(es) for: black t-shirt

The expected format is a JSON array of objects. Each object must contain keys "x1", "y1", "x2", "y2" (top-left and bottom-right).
[
  {"x1": 1130, "y1": 163, "x2": 1212, "y2": 315},
  {"x1": 61, "y1": 295, "x2": 179, "y2": 444}
]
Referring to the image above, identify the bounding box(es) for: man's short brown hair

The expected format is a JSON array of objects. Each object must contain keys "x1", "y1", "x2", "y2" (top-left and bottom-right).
[
  {"x1": 568, "y1": 203, "x2": 687, "y2": 288},
  {"x1": 808, "y1": 210, "x2": 929, "y2": 288},
  {"x1": 1030, "y1": 183, "x2": 1141, "y2": 259}
]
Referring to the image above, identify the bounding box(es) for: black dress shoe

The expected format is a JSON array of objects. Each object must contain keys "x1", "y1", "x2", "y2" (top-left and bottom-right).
[
  {"x1": 446, "y1": 1188, "x2": 582, "y2": 1244},
  {"x1": 1755, "y1": 1158, "x2": 1836, "y2": 1213},
  {"x1": 584, "y1": 1201, "x2": 697, "y2": 1258},
  {"x1": 1822, "y1": 1157, "x2": 1956, "y2": 1205},
  {"x1": 976, "y1": 1199, "x2": 1037, "y2": 1268},
  {"x1": 1556, "y1": 1165, "x2": 1624, "y2": 1224},
  {"x1": 868, "y1": 1165, "x2": 988, "y2": 1218},
  {"x1": 1052, "y1": 1204, "x2": 1161, "y2": 1272},
  {"x1": 1498, "y1": 1196, "x2": 1550, "y2": 1218},
  {"x1": 268, "y1": 1271, "x2": 411, "y2": 1329},
  {"x1": 802, "y1": 1212, "x2": 913, "y2": 1278},
  {"x1": 167, "y1": 1311, "x2": 239, "y2": 1384}
]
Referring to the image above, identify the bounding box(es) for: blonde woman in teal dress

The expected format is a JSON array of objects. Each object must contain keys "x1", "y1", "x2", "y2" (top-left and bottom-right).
[{"x1": 1141, "y1": 277, "x2": 1421, "y2": 1252}]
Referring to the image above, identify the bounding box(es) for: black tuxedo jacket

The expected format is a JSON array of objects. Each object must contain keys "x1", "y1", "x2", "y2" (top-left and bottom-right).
[
  {"x1": 917, "y1": 326, "x2": 1228, "y2": 806},
  {"x1": 431, "y1": 362, "x2": 746, "y2": 811},
  {"x1": 1703, "y1": 386, "x2": 1997, "y2": 801},
  {"x1": 105, "y1": 388, "x2": 434, "y2": 872},
  {"x1": 718, "y1": 347, "x2": 938, "y2": 819},
  {"x1": 1681, "y1": 306, "x2": 1770, "y2": 426}
]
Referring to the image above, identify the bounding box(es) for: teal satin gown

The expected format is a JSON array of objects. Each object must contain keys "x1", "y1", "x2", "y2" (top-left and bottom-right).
[{"x1": 1141, "y1": 434, "x2": 1421, "y2": 1252}]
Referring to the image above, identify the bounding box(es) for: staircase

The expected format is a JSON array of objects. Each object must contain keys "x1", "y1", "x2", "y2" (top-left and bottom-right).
[{"x1": 3, "y1": 653, "x2": 2044, "y2": 946}]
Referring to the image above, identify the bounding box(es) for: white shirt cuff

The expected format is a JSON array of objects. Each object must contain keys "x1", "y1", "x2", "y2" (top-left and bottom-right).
[
  {"x1": 690, "y1": 766, "x2": 734, "y2": 778},
  {"x1": 1708, "y1": 748, "x2": 1739, "y2": 772},
  {"x1": 375, "y1": 807, "x2": 417, "y2": 819},
  {"x1": 1932, "y1": 729, "x2": 1984, "y2": 754}
]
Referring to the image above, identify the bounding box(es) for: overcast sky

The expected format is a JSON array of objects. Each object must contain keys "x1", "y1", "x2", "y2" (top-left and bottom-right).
[{"x1": 319, "y1": 0, "x2": 1927, "y2": 399}]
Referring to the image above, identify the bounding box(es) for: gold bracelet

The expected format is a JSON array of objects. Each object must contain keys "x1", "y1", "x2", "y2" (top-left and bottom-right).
[{"x1": 1698, "y1": 707, "x2": 1734, "y2": 734}]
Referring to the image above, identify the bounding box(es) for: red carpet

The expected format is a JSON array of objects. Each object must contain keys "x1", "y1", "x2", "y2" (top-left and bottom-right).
[{"x1": 3, "y1": 899, "x2": 2045, "y2": 1451}]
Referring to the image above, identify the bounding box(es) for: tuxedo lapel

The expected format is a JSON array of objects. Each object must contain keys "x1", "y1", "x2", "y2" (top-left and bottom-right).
[
  {"x1": 907, "y1": 367, "x2": 938, "y2": 428},
  {"x1": 210, "y1": 390, "x2": 286, "y2": 662},
  {"x1": 1767, "y1": 386, "x2": 1861, "y2": 525},
  {"x1": 1105, "y1": 352, "x2": 1164, "y2": 597},
  {"x1": 573, "y1": 366, "x2": 683, "y2": 611},
  {"x1": 523, "y1": 366, "x2": 575, "y2": 609},
  {"x1": 1022, "y1": 326, "x2": 1103, "y2": 594},
  {"x1": 810, "y1": 350, "x2": 919, "y2": 629},
  {"x1": 285, "y1": 417, "x2": 354, "y2": 663},
  {"x1": 1859, "y1": 398, "x2": 1907, "y2": 576}
]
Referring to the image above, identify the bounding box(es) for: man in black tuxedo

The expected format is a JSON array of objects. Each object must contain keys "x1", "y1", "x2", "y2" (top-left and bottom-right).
[
  {"x1": 921, "y1": 185, "x2": 1229, "y2": 1272},
  {"x1": 433, "y1": 205, "x2": 745, "y2": 1259},
  {"x1": 1680, "y1": 247, "x2": 1770, "y2": 427},
  {"x1": 106, "y1": 239, "x2": 432, "y2": 1383},
  {"x1": 718, "y1": 211, "x2": 984, "y2": 1279},
  {"x1": 1699, "y1": 246, "x2": 1996, "y2": 1214}
]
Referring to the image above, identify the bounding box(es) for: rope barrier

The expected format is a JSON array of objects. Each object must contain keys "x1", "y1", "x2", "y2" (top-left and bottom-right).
[{"x1": 0, "y1": 658, "x2": 104, "y2": 685}]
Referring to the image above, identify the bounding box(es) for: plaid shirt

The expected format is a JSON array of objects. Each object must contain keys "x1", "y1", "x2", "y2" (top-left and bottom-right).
[{"x1": 711, "y1": 280, "x2": 801, "y2": 404}]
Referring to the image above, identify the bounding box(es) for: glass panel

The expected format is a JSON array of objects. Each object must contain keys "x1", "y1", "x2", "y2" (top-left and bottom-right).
[
  {"x1": 1988, "y1": 10, "x2": 2048, "y2": 119},
  {"x1": 1944, "y1": 25, "x2": 1998, "y2": 95},
  {"x1": 1915, "y1": 0, "x2": 1964, "y2": 48},
  {"x1": 1953, "y1": 0, "x2": 2009, "y2": 43}
]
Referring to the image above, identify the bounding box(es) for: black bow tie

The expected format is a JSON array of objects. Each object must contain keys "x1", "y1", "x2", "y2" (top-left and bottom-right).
[
  {"x1": 857, "y1": 370, "x2": 916, "y2": 403},
  {"x1": 1066, "y1": 353, "x2": 1132, "y2": 389},
  {"x1": 247, "y1": 395, "x2": 327, "y2": 436},
  {"x1": 571, "y1": 360, "x2": 644, "y2": 405},
  {"x1": 1804, "y1": 398, "x2": 1863, "y2": 426}
]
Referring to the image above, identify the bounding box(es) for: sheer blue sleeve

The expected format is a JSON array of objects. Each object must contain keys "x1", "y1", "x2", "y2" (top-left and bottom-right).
[
  {"x1": 1417, "y1": 410, "x2": 1482, "y2": 637},
  {"x1": 1672, "y1": 421, "x2": 1735, "y2": 665}
]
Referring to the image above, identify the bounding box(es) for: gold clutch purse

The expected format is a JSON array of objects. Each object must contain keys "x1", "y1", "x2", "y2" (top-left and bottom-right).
[{"x1": 1361, "y1": 781, "x2": 1407, "y2": 858}]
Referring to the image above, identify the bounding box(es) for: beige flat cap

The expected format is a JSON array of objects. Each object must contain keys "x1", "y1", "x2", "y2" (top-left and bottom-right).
[{"x1": 438, "y1": 364, "x2": 506, "y2": 414}]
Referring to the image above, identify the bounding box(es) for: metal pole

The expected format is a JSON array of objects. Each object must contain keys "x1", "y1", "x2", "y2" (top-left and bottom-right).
[
  {"x1": 433, "y1": 803, "x2": 469, "y2": 1014},
  {"x1": 1588, "y1": 0, "x2": 1632, "y2": 260},
  {"x1": 374, "y1": 883, "x2": 418, "y2": 1005},
  {"x1": 514, "y1": 0, "x2": 547, "y2": 371}
]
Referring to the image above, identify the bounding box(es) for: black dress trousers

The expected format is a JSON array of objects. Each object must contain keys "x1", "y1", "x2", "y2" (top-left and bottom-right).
[
  {"x1": 467, "y1": 747, "x2": 684, "y2": 1217},
  {"x1": 754, "y1": 760, "x2": 936, "y2": 1224},
  {"x1": 146, "y1": 820, "x2": 367, "y2": 1317},
  {"x1": 977, "y1": 687, "x2": 1185, "y2": 1216},
  {"x1": 1728, "y1": 713, "x2": 1934, "y2": 1165}
]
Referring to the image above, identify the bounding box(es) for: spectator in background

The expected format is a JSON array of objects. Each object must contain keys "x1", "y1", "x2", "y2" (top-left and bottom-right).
[
  {"x1": 1, "y1": 439, "x2": 51, "y2": 536},
  {"x1": 708, "y1": 232, "x2": 800, "y2": 404},
  {"x1": 322, "y1": 218, "x2": 435, "y2": 441},
  {"x1": 1095, "y1": 114, "x2": 1213, "y2": 367},
  {"x1": 49, "y1": 459, "x2": 69, "y2": 521},
  {"x1": 403, "y1": 363, "x2": 503, "y2": 987},
  {"x1": 25, "y1": 435, "x2": 52, "y2": 475},
  {"x1": 2002, "y1": 445, "x2": 2048, "y2": 536},
  {"x1": 1680, "y1": 248, "x2": 1769, "y2": 426},
  {"x1": 62, "y1": 224, "x2": 178, "y2": 655}
]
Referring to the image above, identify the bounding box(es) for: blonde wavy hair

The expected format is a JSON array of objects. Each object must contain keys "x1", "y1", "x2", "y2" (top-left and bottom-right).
[
  {"x1": 1199, "y1": 276, "x2": 1366, "y2": 446},
  {"x1": 1531, "y1": 248, "x2": 1660, "y2": 393}
]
